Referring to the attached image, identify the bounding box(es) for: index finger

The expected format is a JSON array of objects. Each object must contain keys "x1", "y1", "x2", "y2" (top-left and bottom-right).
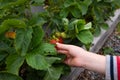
[{"x1": 56, "y1": 43, "x2": 70, "y2": 50}]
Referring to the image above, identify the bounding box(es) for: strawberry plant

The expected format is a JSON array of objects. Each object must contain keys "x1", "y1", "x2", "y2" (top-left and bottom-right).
[{"x1": 0, "y1": 0, "x2": 120, "y2": 80}]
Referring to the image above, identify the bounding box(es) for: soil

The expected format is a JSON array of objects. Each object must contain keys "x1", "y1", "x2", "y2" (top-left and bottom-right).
[{"x1": 77, "y1": 22, "x2": 120, "y2": 80}]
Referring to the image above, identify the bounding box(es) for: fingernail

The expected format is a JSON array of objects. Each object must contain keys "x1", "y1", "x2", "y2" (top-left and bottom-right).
[{"x1": 56, "y1": 42, "x2": 59, "y2": 44}]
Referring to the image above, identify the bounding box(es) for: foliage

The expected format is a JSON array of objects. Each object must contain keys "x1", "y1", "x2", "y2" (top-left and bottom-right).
[
  {"x1": 102, "y1": 47, "x2": 114, "y2": 55},
  {"x1": 0, "y1": 0, "x2": 120, "y2": 80}
]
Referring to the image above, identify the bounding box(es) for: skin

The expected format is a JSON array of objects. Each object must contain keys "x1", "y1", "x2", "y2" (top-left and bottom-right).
[{"x1": 56, "y1": 43, "x2": 106, "y2": 74}]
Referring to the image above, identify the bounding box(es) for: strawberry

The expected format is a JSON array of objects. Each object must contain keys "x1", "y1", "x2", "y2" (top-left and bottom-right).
[
  {"x1": 58, "y1": 37, "x2": 63, "y2": 43},
  {"x1": 50, "y1": 39, "x2": 57, "y2": 44},
  {"x1": 5, "y1": 32, "x2": 16, "y2": 39},
  {"x1": 50, "y1": 37, "x2": 63, "y2": 50}
]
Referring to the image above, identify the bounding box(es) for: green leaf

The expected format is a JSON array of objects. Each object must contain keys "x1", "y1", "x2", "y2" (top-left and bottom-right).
[
  {"x1": 31, "y1": 0, "x2": 45, "y2": 5},
  {"x1": 114, "y1": 0, "x2": 120, "y2": 7},
  {"x1": 70, "y1": 6, "x2": 81, "y2": 18},
  {"x1": 26, "y1": 53, "x2": 50, "y2": 70},
  {"x1": 0, "y1": 42, "x2": 16, "y2": 54},
  {"x1": 76, "y1": 30, "x2": 93, "y2": 44},
  {"x1": 6, "y1": 54, "x2": 25, "y2": 75},
  {"x1": 29, "y1": 14, "x2": 46, "y2": 27},
  {"x1": 94, "y1": 25, "x2": 101, "y2": 37},
  {"x1": 44, "y1": 67, "x2": 63, "y2": 80},
  {"x1": 30, "y1": 26, "x2": 44, "y2": 48},
  {"x1": 101, "y1": 23, "x2": 109, "y2": 30},
  {"x1": 79, "y1": 3, "x2": 88, "y2": 15},
  {"x1": 2, "y1": 19, "x2": 26, "y2": 28},
  {"x1": 15, "y1": 27, "x2": 33, "y2": 56},
  {"x1": 116, "y1": 22, "x2": 120, "y2": 32},
  {"x1": 71, "y1": 19, "x2": 85, "y2": 27},
  {"x1": 0, "y1": 52, "x2": 8, "y2": 61},
  {"x1": 60, "y1": 8, "x2": 69, "y2": 18},
  {"x1": 39, "y1": 43, "x2": 57, "y2": 56},
  {"x1": 78, "y1": 0, "x2": 92, "y2": 15},
  {"x1": 84, "y1": 0, "x2": 92, "y2": 6},
  {"x1": 0, "y1": 19, "x2": 26, "y2": 34},
  {"x1": 97, "y1": 0, "x2": 101, "y2": 2},
  {"x1": 76, "y1": 20, "x2": 90, "y2": 31},
  {"x1": 0, "y1": 42, "x2": 9, "y2": 51},
  {"x1": 103, "y1": 47, "x2": 114, "y2": 55},
  {"x1": 93, "y1": 7, "x2": 103, "y2": 21},
  {"x1": 0, "y1": 72, "x2": 23, "y2": 80},
  {"x1": 31, "y1": 43, "x2": 57, "y2": 56},
  {"x1": 84, "y1": 22, "x2": 92, "y2": 30},
  {"x1": 46, "y1": 57, "x2": 61, "y2": 65},
  {"x1": 0, "y1": 0, "x2": 28, "y2": 9},
  {"x1": 64, "y1": 0, "x2": 75, "y2": 7}
]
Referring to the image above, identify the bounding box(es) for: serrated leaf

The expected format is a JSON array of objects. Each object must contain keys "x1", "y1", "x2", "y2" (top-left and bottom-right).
[
  {"x1": 26, "y1": 53, "x2": 50, "y2": 70},
  {"x1": 30, "y1": 26, "x2": 44, "y2": 48},
  {"x1": 70, "y1": 6, "x2": 81, "y2": 18},
  {"x1": 31, "y1": 43, "x2": 57, "y2": 56},
  {"x1": 0, "y1": 42, "x2": 9, "y2": 51},
  {"x1": 6, "y1": 54, "x2": 25, "y2": 75},
  {"x1": 79, "y1": 3, "x2": 88, "y2": 15},
  {"x1": 0, "y1": 42, "x2": 16, "y2": 54},
  {"x1": 29, "y1": 14, "x2": 46, "y2": 26},
  {"x1": 78, "y1": 0, "x2": 92, "y2": 15},
  {"x1": 46, "y1": 57, "x2": 61, "y2": 65},
  {"x1": 0, "y1": 0, "x2": 28, "y2": 9},
  {"x1": 0, "y1": 52, "x2": 8, "y2": 61},
  {"x1": 76, "y1": 19, "x2": 89, "y2": 31},
  {"x1": 39, "y1": 43, "x2": 57, "y2": 55},
  {"x1": 76, "y1": 30, "x2": 93, "y2": 44},
  {"x1": 44, "y1": 67, "x2": 63, "y2": 80},
  {"x1": 0, "y1": 72, "x2": 23, "y2": 80},
  {"x1": 64, "y1": 0, "x2": 75, "y2": 7},
  {"x1": 93, "y1": 7, "x2": 103, "y2": 21},
  {"x1": 84, "y1": 22, "x2": 92, "y2": 30},
  {"x1": 0, "y1": 19, "x2": 26, "y2": 34},
  {"x1": 94, "y1": 26, "x2": 101, "y2": 37},
  {"x1": 60, "y1": 8, "x2": 69, "y2": 17},
  {"x1": 101, "y1": 23, "x2": 109, "y2": 30},
  {"x1": 15, "y1": 27, "x2": 33, "y2": 56}
]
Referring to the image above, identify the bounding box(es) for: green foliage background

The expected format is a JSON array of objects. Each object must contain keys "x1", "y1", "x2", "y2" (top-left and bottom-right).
[{"x1": 0, "y1": 0, "x2": 120, "y2": 80}]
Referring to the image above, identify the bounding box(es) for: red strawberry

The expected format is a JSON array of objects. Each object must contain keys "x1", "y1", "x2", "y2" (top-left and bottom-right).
[
  {"x1": 50, "y1": 39, "x2": 57, "y2": 44},
  {"x1": 50, "y1": 38, "x2": 63, "y2": 50},
  {"x1": 58, "y1": 37, "x2": 63, "y2": 43}
]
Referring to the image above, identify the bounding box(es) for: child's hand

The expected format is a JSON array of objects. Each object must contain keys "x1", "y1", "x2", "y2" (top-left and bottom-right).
[
  {"x1": 56, "y1": 43, "x2": 88, "y2": 67},
  {"x1": 56, "y1": 43, "x2": 106, "y2": 74}
]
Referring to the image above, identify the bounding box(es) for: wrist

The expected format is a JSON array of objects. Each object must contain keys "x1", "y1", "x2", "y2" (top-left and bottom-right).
[{"x1": 81, "y1": 52, "x2": 106, "y2": 74}]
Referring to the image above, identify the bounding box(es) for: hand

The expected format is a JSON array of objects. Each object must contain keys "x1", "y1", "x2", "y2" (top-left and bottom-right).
[
  {"x1": 56, "y1": 43, "x2": 88, "y2": 67},
  {"x1": 56, "y1": 43, "x2": 106, "y2": 74}
]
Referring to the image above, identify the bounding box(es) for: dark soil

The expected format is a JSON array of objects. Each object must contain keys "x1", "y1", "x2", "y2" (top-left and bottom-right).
[{"x1": 77, "y1": 22, "x2": 120, "y2": 80}]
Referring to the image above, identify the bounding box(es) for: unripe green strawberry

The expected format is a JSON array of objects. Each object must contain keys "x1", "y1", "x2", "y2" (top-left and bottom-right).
[
  {"x1": 60, "y1": 32, "x2": 67, "y2": 38},
  {"x1": 55, "y1": 32, "x2": 61, "y2": 37}
]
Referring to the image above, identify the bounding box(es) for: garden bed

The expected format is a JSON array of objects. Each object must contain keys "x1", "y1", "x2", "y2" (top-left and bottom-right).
[{"x1": 61, "y1": 9, "x2": 120, "y2": 80}]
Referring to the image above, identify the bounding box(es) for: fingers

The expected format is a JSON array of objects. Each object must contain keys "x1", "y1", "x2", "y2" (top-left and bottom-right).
[
  {"x1": 56, "y1": 43, "x2": 70, "y2": 50},
  {"x1": 56, "y1": 43, "x2": 70, "y2": 56},
  {"x1": 57, "y1": 50, "x2": 68, "y2": 54},
  {"x1": 57, "y1": 50, "x2": 71, "y2": 57}
]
